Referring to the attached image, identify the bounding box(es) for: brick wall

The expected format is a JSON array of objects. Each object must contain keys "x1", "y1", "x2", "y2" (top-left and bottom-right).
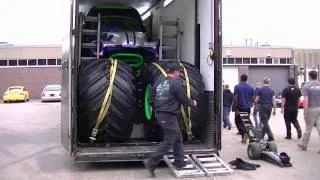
[{"x1": 0, "y1": 67, "x2": 61, "y2": 99}]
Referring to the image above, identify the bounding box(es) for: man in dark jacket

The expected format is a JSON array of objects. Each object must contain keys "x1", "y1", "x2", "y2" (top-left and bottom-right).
[
  {"x1": 144, "y1": 62, "x2": 197, "y2": 177},
  {"x1": 281, "y1": 77, "x2": 302, "y2": 140},
  {"x1": 223, "y1": 84, "x2": 233, "y2": 130}
]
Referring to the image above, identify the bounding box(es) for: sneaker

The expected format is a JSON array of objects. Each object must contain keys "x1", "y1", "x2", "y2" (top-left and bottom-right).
[
  {"x1": 174, "y1": 161, "x2": 188, "y2": 169},
  {"x1": 228, "y1": 126, "x2": 232, "y2": 130},
  {"x1": 284, "y1": 136, "x2": 292, "y2": 140},
  {"x1": 297, "y1": 131, "x2": 302, "y2": 139},
  {"x1": 143, "y1": 160, "x2": 155, "y2": 177},
  {"x1": 297, "y1": 143, "x2": 307, "y2": 151}
]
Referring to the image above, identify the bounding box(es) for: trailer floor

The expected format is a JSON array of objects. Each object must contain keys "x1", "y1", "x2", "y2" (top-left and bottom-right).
[{"x1": 0, "y1": 100, "x2": 319, "y2": 180}]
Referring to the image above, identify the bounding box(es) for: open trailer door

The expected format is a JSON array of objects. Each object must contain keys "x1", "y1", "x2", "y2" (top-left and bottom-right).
[{"x1": 61, "y1": 0, "x2": 76, "y2": 153}]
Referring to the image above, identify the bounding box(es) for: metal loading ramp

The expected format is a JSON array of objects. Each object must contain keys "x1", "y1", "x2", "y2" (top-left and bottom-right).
[{"x1": 164, "y1": 153, "x2": 233, "y2": 178}]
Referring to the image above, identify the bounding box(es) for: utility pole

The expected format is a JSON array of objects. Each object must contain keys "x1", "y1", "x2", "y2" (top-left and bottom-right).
[
  {"x1": 318, "y1": 64, "x2": 320, "y2": 81},
  {"x1": 304, "y1": 61, "x2": 307, "y2": 83}
]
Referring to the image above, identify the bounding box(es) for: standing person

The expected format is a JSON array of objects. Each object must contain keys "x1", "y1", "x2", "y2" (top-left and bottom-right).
[
  {"x1": 223, "y1": 84, "x2": 233, "y2": 130},
  {"x1": 253, "y1": 82, "x2": 263, "y2": 129},
  {"x1": 232, "y1": 74, "x2": 255, "y2": 144},
  {"x1": 143, "y1": 62, "x2": 197, "y2": 177},
  {"x1": 255, "y1": 78, "x2": 276, "y2": 141},
  {"x1": 298, "y1": 70, "x2": 320, "y2": 153},
  {"x1": 281, "y1": 77, "x2": 302, "y2": 140}
]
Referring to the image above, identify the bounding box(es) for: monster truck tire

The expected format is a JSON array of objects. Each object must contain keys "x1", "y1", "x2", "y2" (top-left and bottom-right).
[
  {"x1": 77, "y1": 59, "x2": 136, "y2": 143},
  {"x1": 142, "y1": 61, "x2": 206, "y2": 141}
]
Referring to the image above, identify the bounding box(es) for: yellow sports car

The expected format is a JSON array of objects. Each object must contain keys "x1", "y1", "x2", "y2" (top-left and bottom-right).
[{"x1": 3, "y1": 86, "x2": 30, "y2": 103}]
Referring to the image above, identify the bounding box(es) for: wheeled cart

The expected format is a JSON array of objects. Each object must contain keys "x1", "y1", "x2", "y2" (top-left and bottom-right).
[{"x1": 239, "y1": 112, "x2": 292, "y2": 167}]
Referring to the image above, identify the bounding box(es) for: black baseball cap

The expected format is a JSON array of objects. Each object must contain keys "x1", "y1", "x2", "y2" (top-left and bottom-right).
[{"x1": 165, "y1": 62, "x2": 180, "y2": 73}]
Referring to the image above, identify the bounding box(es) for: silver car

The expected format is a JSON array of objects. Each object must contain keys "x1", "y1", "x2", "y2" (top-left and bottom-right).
[{"x1": 41, "y1": 85, "x2": 61, "y2": 102}]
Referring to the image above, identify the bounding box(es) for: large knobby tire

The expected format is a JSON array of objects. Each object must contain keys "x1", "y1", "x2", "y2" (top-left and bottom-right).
[
  {"x1": 77, "y1": 59, "x2": 136, "y2": 143},
  {"x1": 141, "y1": 61, "x2": 206, "y2": 141},
  {"x1": 247, "y1": 142, "x2": 262, "y2": 160}
]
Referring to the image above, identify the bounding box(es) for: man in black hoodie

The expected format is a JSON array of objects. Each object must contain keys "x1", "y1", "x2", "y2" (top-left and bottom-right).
[
  {"x1": 223, "y1": 84, "x2": 233, "y2": 130},
  {"x1": 143, "y1": 62, "x2": 197, "y2": 177}
]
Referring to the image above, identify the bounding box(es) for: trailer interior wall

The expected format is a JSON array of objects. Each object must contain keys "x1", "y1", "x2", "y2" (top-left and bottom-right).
[
  {"x1": 151, "y1": 0, "x2": 195, "y2": 64},
  {"x1": 152, "y1": 0, "x2": 215, "y2": 91},
  {"x1": 198, "y1": 0, "x2": 215, "y2": 91}
]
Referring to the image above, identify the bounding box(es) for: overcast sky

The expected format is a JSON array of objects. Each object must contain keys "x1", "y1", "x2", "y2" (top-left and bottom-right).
[{"x1": 0, "y1": 0, "x2": 319, "y2": 48}]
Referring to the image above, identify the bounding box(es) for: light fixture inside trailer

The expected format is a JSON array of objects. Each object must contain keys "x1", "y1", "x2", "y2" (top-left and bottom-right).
[{"x1": 163, "y1": 0, "x2": 174, "y2": 7}]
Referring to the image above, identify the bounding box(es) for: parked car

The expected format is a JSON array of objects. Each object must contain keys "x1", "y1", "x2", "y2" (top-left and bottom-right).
[
  {"x1": 41, "y1": 85, "x2": 61, "y2": 102},
  {"x1": 2, "y1": 86, "x2": 30, "y2": 103},
  {"x1": 299, "y1": 96, "x2": 304, "y2": 109}
]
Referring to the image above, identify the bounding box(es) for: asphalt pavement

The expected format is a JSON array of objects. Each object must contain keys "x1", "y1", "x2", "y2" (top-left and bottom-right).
[{"x1": 0, "y1": 100, "x2": 319, "y2": 180}]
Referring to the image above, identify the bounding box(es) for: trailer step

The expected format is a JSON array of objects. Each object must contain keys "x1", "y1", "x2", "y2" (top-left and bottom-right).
[
  {"x1": 191, "y1": 154, "x2": 234, "y2": 176},
  {"x1": 164, "y1": 153, "x2": 233, "y2": 178},
  {"x1": 162, "y1": 20, "x2": 178, "y2": 26},
  {"x1": 163, "y1": 155, "x2": 205, "y2": 178},
  {"x1": 162, "y1": 46, "x2": 176, "y2": 50},
  {"x1": 82, "y1": 43, "x2": 97, "y2": 48},
  {"x1": 84, "y1": 16, "x2": 98, "y2": 22},
  {"x1": 82, "y1": 29, "x2": 98, "y2": 35},
  {"x1": 81, "y1": 57, "x2": 97, "y2": 61},
  {"x1": 163, "y1": 33, "x2": 177, "y2": 38}
]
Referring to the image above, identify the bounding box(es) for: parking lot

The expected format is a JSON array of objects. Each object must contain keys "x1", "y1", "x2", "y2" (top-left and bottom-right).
[{"x1": 0, "y1": 100, "x2": 319, "y2": 180}]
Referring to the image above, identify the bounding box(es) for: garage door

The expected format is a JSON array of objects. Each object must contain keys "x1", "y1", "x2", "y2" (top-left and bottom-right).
[
  {"x1": 248, "y1": 66, "x2": 290, "y2": 94},
  {"x1": 223, "y1": 66, "x2": 238, "y2": 92}
]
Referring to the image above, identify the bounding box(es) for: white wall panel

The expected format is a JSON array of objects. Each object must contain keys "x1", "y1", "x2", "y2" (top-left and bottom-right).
[{"x1": 223, "y1": 66, "x2": 238, "y2": 92}]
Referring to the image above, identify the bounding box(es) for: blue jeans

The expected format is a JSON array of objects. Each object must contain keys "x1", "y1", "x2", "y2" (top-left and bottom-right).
[
  {"x1": 223, "y1": 107, "x2": 232, "y2": 128},
  {"x1": 259, "y1": 106, "x2": 274, "y2": 140},
  {"x1": 253, "y1": 104, "x2": 263, "y2": 129}
]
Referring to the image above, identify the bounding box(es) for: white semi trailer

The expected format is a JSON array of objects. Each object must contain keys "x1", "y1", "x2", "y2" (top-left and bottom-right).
[{"x1": 60, "y1": 0, "x2": 229, "y2": 177}]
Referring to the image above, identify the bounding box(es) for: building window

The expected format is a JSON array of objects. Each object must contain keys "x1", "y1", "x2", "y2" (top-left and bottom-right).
[
  {"x1": 47, "y1": 59, "x2": 56, "y2": 65},
  {"x1": 28, "y1": 59, "x2": 37, "y2": 66},
  {"x1": 280, "y1": 58, "x2": 286, "y2": 64},
  {"x1": 266, "y1": 58, "x2": 272, "y2": 64},
  {"x1": 19, "y1": 59, "x2": 28, "y2": 66},
  {"x1": 274, "y1": 58, "x2": 279, "y2": 64},
  {"x1": 235, "y1": 58, "x2": 242, "y2": 64},
  {"x1": 243, "y1": 58, "x2": 250, "y2": 64},
  {"x1": 57, "y1": 59, "x2": 62, "y2": 65},
  {"x1": 0, "y1": 60, "x2": 7, "y2": 66},
  {"x1": 223, "y1": 58, "x2": 227, "y2": 64},
  {"x1": 259, "y1": 58, "x2": 265, "y2": 64},
  {"x1": 251, "y1": 58, "x2": 258, "y2": 64},
  {"x1": 287, "y1": 58, "x2": 293, "y2": 64},
  {"x1": 38, "y1": 59, "x2": 46, "y2": 66},
  {"x1": 227, "y1": 58, "x2": 235, "y2": 64},
  {"x1": 9, "y1": 60, "x2": 17, "y2": 66}
]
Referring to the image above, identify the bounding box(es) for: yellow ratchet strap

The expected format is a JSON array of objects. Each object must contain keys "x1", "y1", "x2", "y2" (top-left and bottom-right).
[
  {"x1": 152, "y1": 62, "x2": 168, "y2": 77},
  {"x1": 152, "y1": 62, "x2": 193, "y2": 140},
  {"x1": 90, "y1": 59, "x2": 118, "y2": 142},
  {"x1": 180, "y1": 63, "x2": 192, "y2": 138}
]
